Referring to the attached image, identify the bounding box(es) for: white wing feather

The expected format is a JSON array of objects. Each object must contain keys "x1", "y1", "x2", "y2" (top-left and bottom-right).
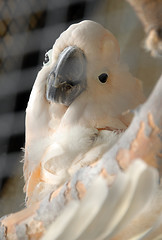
[{"x1": 42, "y1": 160, "x2": 159, "y2": 240}]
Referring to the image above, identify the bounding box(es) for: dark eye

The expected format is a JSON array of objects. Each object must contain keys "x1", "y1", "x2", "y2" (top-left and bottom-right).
[
  {"x1": 98, "y1": 73, "x2": 108, "y2": 83},
  {"x1": 44, "y1": 53, "x2": 49, "y2": 64}
]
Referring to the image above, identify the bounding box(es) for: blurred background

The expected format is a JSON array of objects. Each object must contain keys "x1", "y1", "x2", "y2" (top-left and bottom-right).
[{"x1": 0, "y1": 0, "x2": 161, "y2": 217}]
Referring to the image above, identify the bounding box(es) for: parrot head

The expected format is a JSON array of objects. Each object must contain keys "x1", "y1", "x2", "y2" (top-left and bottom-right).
[
  {"x1": 44, "y1": 20, "x2": 143, "y2": 123},
  {"x1": 26, "y1": 20, "x2": 144, "y2": 141},
  {"x1": 45, "y1": 20, "x2": 121, "y2": 108}
]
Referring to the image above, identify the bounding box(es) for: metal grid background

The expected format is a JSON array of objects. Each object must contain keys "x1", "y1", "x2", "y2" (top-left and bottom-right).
[{"x1": 0, "y1": 0, "x2": 100, "y2": 203}]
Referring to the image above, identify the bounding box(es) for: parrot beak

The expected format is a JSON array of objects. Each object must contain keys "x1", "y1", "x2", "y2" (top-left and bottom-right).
[{"x1": 46, "y1": 46, "x2": 87, "y2": 106}]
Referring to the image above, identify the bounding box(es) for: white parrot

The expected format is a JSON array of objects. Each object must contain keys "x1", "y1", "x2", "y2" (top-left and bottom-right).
[
  {"x1": 1, "y1": 20, "x2": 162, "y2": 240},
  {"x1": 24, "y1": 20, "x2": 145, "y2": 204}
]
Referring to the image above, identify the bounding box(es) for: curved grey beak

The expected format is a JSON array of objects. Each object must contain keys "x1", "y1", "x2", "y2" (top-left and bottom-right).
[{"x1": 46, "y1": 46, "x2": 87, "y2": 106}]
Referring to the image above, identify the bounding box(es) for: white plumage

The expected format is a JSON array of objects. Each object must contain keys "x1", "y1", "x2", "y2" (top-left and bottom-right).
[
  {"x1": 41, "y1": 160, "x2": 160, "y2": 240},
  {"x1": 9, "y1": 19, "x2": 160, "y2": 240},
  {"x1": 24, "y1": 20, "x2": 144, "y2": 204}
]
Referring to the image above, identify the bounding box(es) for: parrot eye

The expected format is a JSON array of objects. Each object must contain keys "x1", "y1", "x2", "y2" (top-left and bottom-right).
[
  {"x1": 43, "y1": 49, "x2": 52, "y2": 66},
  {"x1": 44, "y1": 53, "x2": 49, "y2": 64},
  {"x1": 98, "y1": 73, "x2": 108, "y2": 83}
]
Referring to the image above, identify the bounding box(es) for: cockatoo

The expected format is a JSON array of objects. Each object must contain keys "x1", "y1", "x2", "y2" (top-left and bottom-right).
[
  {"x1": 24, "y1": 20, "x2": 145, "y2": 204},
  {"x1": 1, "y1": 20, "x2": 162, "y2": 240}
]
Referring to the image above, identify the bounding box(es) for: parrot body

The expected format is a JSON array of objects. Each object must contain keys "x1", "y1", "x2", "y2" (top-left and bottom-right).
[
  {"x1": 1, "y1": 20, "x2": 161, "y2": 240},
  {"x1": 24, "y1": 20, "x2": 144, "y2": 204}
]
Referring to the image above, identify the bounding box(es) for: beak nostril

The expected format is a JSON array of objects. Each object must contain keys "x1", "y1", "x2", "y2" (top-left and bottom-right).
[{"x1": 65, "y1": 84, "x2": 73, "y2": 91}]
